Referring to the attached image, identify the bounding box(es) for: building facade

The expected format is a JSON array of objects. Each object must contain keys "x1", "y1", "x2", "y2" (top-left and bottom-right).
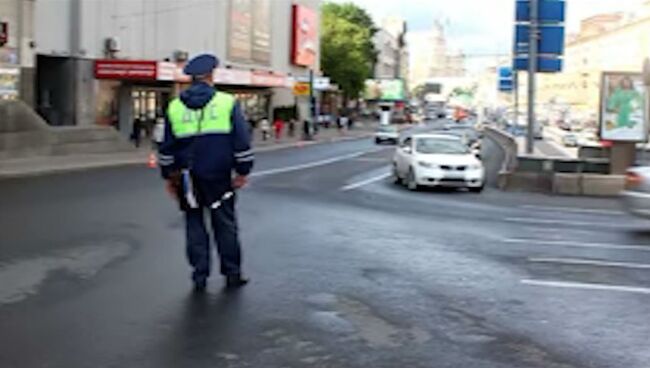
[
  {"x1": 0, "y1": 0, "x2": 35, "y2": 103},
  {"x1": 538, "y1": 2, "x2": 650, "y2": 116},
  {"x1": 28, "y1": 0, "x2": 320, "y2": 136},
  {"x1": 408, "y1": 21, "x2": 466, "y2": 90},
  {"x1": 372, "y1": 29, "x2": 399, "y2": 79}
]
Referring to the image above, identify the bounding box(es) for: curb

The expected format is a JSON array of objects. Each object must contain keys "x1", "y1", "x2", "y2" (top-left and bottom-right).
[{"x1": 0, "y1": 133, "x2": 375, "y2": 180}]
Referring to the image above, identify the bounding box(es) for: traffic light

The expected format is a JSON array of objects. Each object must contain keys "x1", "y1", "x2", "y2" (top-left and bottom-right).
[{"x1": 0, "y1": 22, "x2": 7, "y2": 47}]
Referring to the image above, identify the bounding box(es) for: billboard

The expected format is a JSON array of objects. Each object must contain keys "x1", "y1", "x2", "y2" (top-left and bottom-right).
[
  {"x1": 291, "y1": 5, "x2": 318, "y2": 66},
  {"x1": 364, "y1": 79, "x2": 406, "y2": 101},
  {"x1": 599, "y1": 72, "x2": 647, "y2": 142},
  {"x1": 228, "y1": 0, "x2": 271, "y2": 65}
]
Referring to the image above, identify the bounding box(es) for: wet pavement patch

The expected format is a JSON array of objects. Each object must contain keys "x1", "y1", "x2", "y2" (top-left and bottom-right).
[{"x1": 0, "y1": 241, "x2": 133, "y2": 304}]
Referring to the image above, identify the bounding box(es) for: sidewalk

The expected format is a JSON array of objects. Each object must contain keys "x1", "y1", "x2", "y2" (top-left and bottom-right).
[{"x1": 0, "y1": 122, "x2": 379, "y2": 179}]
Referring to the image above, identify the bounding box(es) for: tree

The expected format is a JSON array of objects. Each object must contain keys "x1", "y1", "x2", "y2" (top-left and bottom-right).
[{"x1": 321, "y1": 2, "x2": 377, "y2": 101}]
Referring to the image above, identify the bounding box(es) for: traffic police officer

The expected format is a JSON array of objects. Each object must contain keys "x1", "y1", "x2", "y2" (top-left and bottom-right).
[{"x1": 158, "y1": 53, "x2": 254, "y2": 292}]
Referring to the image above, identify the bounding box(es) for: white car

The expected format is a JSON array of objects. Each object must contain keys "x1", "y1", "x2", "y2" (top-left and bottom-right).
[
  {"x1": 374, "y1": 125, "x2": 399, "y2": 144},
  {"x1": 392, "y1": 134, "x2": 485, "y2": 192}
]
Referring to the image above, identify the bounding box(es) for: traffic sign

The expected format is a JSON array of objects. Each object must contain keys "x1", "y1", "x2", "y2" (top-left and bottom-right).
[
  {"x1": 514, "y1": 24, "x2": 565, "y2": 55},
  {"x1": 516, "y1": 0, "x2": 565, "y2": 23},
  {"x1": 498, "y1": 66, "x2": 514, "y2": 92},
  {"x1": 292, "y1": 81, "x2": 310, "y2": 96},
  {"x1": 514, "y1": 57, "x2": 562, "y2": 73}
]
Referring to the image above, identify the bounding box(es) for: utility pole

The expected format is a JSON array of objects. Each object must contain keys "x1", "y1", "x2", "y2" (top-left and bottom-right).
[
  {"x1": 526, "y1": 0, "x2": 538, "y2": 154},
  {"x1": 514, "y1": 71, "x2": 519, "y2": 128},
  {"x1": 308, "y1": 68, "x2": 315, "y2": 140}
]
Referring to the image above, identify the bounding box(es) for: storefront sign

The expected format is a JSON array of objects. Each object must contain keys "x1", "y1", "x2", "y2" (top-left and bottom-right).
[
  {"x1": 156, "y1": 61, "x2": 177, "y2": 81},
  {"x1": 95, "y1": 60, "x2": 158, "y2": 80},
  {"x1": 293, "y1": 82, "x2": 310, "y2": 96},
  {"x1": 214, "y1": 68, "x2": 252, "y2": 85},
  {"x1": 251, "y1": 71, "x2": 286, "y2": 87},
  {"x1": 0, "y1": 67, "x2": 20, "y2": 100},
  {"x1": 599, "y1": 72, "x2": 647, "y2": 142},
  {"x1": 291, "y1": 5, "x2": 318, "y2": 67},
  {"x1": 294, "y1": 76, "x2": 331, "y2": 91}
]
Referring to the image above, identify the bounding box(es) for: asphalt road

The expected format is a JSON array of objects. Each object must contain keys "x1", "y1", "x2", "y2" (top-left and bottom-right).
[{"x1": 2, "y1": 121, "x2": 650, "y2": 368}]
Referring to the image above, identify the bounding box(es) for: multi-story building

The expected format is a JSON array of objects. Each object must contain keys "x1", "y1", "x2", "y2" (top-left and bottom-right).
[
  {"x1": 381, "y1": 16, "x2": 409, "y2": 86},
  {"x1": 0, "y1": 0, "x2": 35, "y2": 103},
  {"x1": 539, "y1": 1, "x2": 650, "y2": 116},
  {"x1": 408, "y1": 21, "x2": 466, "y2": 90},
  {"x1": 372, "y1": 29, "x2": 399, "y2": 79},
  {"x1": 10, "y1": 0, "x2": 321, "y2": 138}
]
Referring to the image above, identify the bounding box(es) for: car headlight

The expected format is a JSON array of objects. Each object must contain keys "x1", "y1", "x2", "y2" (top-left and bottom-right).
[
  {"x1": 468, "y1": 164, "x2": 483, "y2": 171},
  {"x1": 418, "y1": 161, "x2": 437, "y2": 168}
]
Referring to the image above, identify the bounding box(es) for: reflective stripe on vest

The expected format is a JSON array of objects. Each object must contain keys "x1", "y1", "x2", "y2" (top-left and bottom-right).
[{"x1": 167, "y1": 92, "x2": 235, "y2": 138}]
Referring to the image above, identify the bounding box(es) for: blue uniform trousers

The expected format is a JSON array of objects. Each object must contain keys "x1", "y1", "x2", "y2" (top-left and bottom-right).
[{"x1": 184, "y1": 192, "x2": 241, "y2": 282}]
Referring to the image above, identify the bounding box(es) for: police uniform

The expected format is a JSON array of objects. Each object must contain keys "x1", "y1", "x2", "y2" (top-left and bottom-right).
[{"x1": 158, "y1": 54, "x2": 254, "y2": 291}]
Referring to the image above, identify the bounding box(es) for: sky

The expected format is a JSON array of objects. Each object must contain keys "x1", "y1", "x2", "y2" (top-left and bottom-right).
[{"x1": 337, "y1": 0, "x2": 643, "y2": 70}]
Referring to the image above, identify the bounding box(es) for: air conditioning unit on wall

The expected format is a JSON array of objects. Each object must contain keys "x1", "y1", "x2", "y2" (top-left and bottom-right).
[{"x1": 105, "y1": 37, "x2": 120, "y2": 53}]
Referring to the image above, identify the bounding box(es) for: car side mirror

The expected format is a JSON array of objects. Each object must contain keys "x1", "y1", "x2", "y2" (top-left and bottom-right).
[
  {"x1": 473, "y1": 149, "x2": 481, "y2": 160},
  {"x1": 402, "y1": 145, "x2": 412, "y2": 154}
]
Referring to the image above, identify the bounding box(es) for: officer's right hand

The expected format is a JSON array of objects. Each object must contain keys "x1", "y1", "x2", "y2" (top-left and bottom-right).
[{"x1": 232, "y1": 175, "x2": 248, "y2": 189}]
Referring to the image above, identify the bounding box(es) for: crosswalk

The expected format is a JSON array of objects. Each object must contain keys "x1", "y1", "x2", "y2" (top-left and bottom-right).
[{"x1": 503, "y1": 205, "x2": 650, "y2": 296}]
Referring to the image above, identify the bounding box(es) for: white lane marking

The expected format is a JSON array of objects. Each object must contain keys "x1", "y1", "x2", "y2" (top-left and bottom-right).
[
  {"x1": 521, "y1": 279, "x2": 650, "y2": 295},
  {"x1": 529, "y1": 257, "x2": 650, "y2": 270},
  {"x1": 519, "y1": 205, "x2": 625, "y2": 216},
  {"x1": 341, "y1": 172, "x2": 391, "y2": 191},
  {"x1": 504, "y1": 217, "x2": 631, "y2": 228},
  {"x1": 251, "y1": 149, "x2": 385, "y2": 178},
  {"x1": 352, "y1": 157, "x2": 389, "y2": 163},
  {"x1": 503, "y1": 238, "x2": 650, "y2": 252}
]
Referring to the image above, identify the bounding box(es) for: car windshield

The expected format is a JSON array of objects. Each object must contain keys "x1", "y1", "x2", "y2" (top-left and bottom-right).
[
  {"x1": 415, "y1": 138, "x2": 468, "y2": 154},
  {"x1": 377, "y1": 126, "x2": 397, "y2": 132}
]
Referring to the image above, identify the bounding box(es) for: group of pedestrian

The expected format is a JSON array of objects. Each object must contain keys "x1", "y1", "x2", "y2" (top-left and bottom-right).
[{"x1": 256, "y1": 116, "x2": 297, "y2": 141}]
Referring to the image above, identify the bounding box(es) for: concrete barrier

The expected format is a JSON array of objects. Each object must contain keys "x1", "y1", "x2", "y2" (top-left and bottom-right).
[
  {"x1": 486, "y1": 125, "x2": 621, "y2": 196},
  {"x1": 581, "y1": 174, "x2": 625, "y2": 196}
]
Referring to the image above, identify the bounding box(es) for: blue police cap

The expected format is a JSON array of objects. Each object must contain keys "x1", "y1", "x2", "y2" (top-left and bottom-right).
[{"x1": 183, "y1": 54, "x2": 219, "y2": 76}]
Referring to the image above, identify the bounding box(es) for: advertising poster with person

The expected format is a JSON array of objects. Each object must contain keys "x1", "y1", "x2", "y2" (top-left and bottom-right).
[{"x1": 600, "y1": 72, "x2": 647, "y2": 142}]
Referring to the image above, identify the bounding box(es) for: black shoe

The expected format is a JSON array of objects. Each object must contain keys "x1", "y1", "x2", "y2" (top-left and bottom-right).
[
  {"x1": 193, "y1": 280, "x2": 207, "y2": 293},
  {"x1": 225, "y1": 275, "x2": 249, "y2": 289}
]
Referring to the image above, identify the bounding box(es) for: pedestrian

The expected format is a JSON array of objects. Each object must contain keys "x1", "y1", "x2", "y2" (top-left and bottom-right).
[
  {"x1": 288, "y1": 118, "x2": 296, "y2": 138},
  {"x1": 158, "y1": 53, "x2": 253, "y2": 292},
  {"x1": 152, "y1": 115, "x2": 165, "y2": 149},
  {"x1": 131, "y1": 116, "x2": 142, "y2": 148},
  {"x1": 260, "y1": 117, "x2": 270, "y2": 141},
  {"x1": 273, "y1": 116, "x2": 284, "y2": 141}
]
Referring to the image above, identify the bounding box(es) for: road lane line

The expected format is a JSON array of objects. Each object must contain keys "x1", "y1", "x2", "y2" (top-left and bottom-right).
[
  {"x1": 528, "y1": 257, "x2": 650, "y2": 269},
  {"x1": 251, "y1": 149, "x2": 385, "y2": 178},
  {"x1": 503, "y1": 238, "x2": 650, "y2": 252},
  {"x1": 519, "y1": 205, "x2": 625, "y2": 216},
  {"x1": 504, "y1": 217, "x2": 632, "y2": 228},
  {"x1": 521, "y1": 279, "x2": 650, "y2": 295},
  {"x1": 341, "y1": 172, "x2": 391, "y2": 191}
]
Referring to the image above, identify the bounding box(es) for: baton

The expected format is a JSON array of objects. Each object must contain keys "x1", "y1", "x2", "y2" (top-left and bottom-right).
[{"x1": 210, "y1": 191, "x2": 235, "y2": 209}]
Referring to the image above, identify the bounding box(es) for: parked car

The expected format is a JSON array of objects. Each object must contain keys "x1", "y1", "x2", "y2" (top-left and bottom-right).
[
  {"x1": 562, "y1": 133, "x2": 578, "y2": 147},
  {"x1": 621, "y1": 166, "x2": 650, "y2": 218},
  {"x1": 392, "y1": 134, "x2": 485, "y2": 192},
  {"x1": 374, "y1": 125, "x2": 399, "y2": 144}
]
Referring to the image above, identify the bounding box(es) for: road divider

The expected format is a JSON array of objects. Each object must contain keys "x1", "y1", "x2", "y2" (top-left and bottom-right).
[
  {"x1": 341, "y1": 172, "x2": 391, "y2": 191},
  {"x1": 528, "y1": 257, "x2": 650, "y2": 269},
  {"x1": 251, "y1": 148, "x2": 387, "y2": 178},
  {"x1": 503, "y1": 238, "x2": 650, "y2": 252},
  {"x1": 521, "y1": 279, "x2": 650, "y2": 295}
]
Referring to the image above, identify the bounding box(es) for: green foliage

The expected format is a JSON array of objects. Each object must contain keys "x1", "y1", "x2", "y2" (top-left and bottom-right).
[{"x1": 321, "y1": 2, "x2": 377, "y2": 100}]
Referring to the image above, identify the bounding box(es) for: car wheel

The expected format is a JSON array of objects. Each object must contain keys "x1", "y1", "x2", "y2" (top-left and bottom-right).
[
  {"x1": 392, "y1": 164, "x2": 402, "y2": 184},
  {"x1": 406, "y1": 168, "x2": 419, "y2": 191},
  {"x1": 469, "y1": 185, "x2": 484, "y2": 193}
]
